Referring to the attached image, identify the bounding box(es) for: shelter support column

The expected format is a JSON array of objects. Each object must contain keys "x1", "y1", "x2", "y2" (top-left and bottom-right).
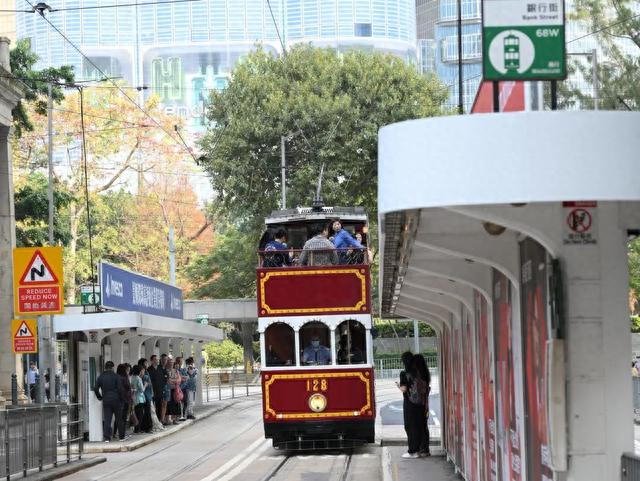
[
  {"x1": 562, "y1": 203, "x2": 633, "y2": 481},
  {"x1": 157, "y1": 338, "x2": 171, "y2": 356},
  {"x1": 0, "y1": 125, "x2": 15, "y2": 403},
  {"x1": 144, "y1": 337, "x2": 158, "y2": 360},
  {"x1": 240, "y1": 322, "x2": 256, "y2": 372}
]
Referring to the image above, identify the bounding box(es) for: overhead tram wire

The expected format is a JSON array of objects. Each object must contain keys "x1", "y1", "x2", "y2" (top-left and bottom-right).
[
  {"x1": 1, "y1": 0, "x2": 203, "y2": 13},
  {"x1": 24, "y1": 0, "x2": 197, "y2": 163}
]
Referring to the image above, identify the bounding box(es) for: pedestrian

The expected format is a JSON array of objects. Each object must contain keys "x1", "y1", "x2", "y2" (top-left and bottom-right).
[
  {"x1": 175, "y1": 357, "x2": 187, "y2": 420},
  {"x1": 94, "y1": 361, "x2": 126, "y2": 442},
  {"x1": 184, "y1": 357, "x2": 197, "y2": 420},
  {"x1": 397, "y1": 351, "x2": 429, "y2": 458},
  {"x1": 114, "y1": 364, "x2": 132, "y2": 438},
  {"x1": 165, "y1": 358, "x2": 183, "y2": 425},
  {"x1": 130, "y1": 365, "x2": 146, "y2": 434},
  {"x1": 299, "y1": 223, "x2": 338, "y2": 266},
  {"x1": 148, "y1": 354, "x2": 168, "y2": 425},
  {"x1": 137, "y1": 358, "x2": 153, "y2": 433},
  {"x1": 412, "y1": 354, "x2": 431, "y2": 457},
  {"x1": 26, "y1": 361, "x2": 38, "y2": 402}
]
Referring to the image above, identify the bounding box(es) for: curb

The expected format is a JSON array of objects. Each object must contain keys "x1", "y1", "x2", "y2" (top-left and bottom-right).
[
  {"x1": 83, "y1": 401, "x2": 235, "y2": 454},
  {"x1": 25, "y1": 456, "x2": 106, "y2": 481}
]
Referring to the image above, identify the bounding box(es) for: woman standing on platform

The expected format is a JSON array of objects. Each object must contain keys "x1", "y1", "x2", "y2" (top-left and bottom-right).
[{"x1": 397, "y1": 352, "x2": 429, "y2": 458}]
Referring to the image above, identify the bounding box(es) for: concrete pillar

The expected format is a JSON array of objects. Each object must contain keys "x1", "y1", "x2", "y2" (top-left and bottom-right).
[
  {"x1": 157, "y1": 337, "x2": 171, "y2": 356},
  {"x1": 144, "y1": 337, "x2": 158, "y2": 360},
  {"x1": 562, "y1": 203, "x2": 633, "y2": 481},
  {"x1": 240, "y1": 322, "x2": 256, "y2": 372},
  {"x1": 108, "y1": 333, "x2": 127, "y2": 365},
  {"x1": 128, "y1": 336, "x2": 149, "y2": 364},
  {"x1": 195, "y1": 342, "x2": 205, "y2": 406},
  {"x1": 182, "y1": 341, "x2": 194, "y2": 360},
  {"x1": 0, "y1": 124, "x2": 16, "y2": 403}
]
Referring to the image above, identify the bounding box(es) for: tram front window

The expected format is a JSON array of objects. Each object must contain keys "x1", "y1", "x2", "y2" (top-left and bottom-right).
[
  {"x1": 264, "y1": 323, "x2": 295, "y2": 367},
  {"x1": 300, "y1": 322, "x2": 331, "y2": 365},
  {"x1": 336, "y1": 320, "x2": 366, "y2": 365}
]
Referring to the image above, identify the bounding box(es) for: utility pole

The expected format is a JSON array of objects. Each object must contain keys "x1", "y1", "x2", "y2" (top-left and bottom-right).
[
  {"x1": 592, "y1": 48, "x2": 599, "y2": 111},
  {"x1": 280, "y1": 136, "x2": 286, "y2": 209},
  {"x1": 169, "y1": 225, "x2": 176, "y2": 286},
  {"x1": 413, "y1": 320, "x2": 420, "y2": 354},
  {"x1": 457, "y1": 0, "x2": 464, "y2": 114}
]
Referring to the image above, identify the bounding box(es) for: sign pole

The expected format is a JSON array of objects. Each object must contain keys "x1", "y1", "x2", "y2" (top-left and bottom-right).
[
  {"x1": 551, "y1": 80, "x2": 558, "y2": 110},
  {"x1": 457, "y1": 0, "x2": 464, "y2": 114},
  {"x1": 492, "y1": 81, "x2": 500, "y2": 112}
]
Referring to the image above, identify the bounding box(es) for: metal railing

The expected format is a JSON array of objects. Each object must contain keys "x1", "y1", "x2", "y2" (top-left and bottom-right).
[
  {"x1": 622, "y1": 452, "x2": 640, "y2": 480},
  {"x1": 202, "y1": 368, "x2": 262, "y2": 403},
  {"x1": 0, "y1": 402, "x2": 82, "y2": 480},
  {"x1": 374, "y1": 355, "x2": 438, "y2": 379},
  {"x1": 258, "y1": 247, "x2": 371, "y2": 267}
]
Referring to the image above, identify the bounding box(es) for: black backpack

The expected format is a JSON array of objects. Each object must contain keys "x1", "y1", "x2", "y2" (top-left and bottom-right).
[{"x1": 407, "y1": 373, "x2": 427, "y2": 405}]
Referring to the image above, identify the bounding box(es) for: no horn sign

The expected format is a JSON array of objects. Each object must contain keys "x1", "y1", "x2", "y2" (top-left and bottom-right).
[{"x1": 13, "y1": 247, "x2": 64, "y2": 315}]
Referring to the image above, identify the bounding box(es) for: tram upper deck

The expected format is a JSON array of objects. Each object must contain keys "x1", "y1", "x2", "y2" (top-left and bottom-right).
[{"x1": 256, "y1": 206, "x2": 372, "y2": 320}]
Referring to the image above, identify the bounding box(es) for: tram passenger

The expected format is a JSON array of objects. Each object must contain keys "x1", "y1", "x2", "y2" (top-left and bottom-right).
[
  {"x1": 337, "y1": 335, "x2": 364, "y2": 364},
  {"x1": 302, "y1": 335, "x2": 331, "y2": 365},
  {"x1": 264, "y1": 228, "x2": 292, "y2": 267},
  {"x1": 299, "y1": 223, "x2": 338, "y2": 266},
  {"x1": 331, "y1": 219, "x2": 363, "y2": 264}
]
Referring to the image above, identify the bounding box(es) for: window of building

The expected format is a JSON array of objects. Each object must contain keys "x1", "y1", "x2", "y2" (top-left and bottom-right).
[
  {"x1": 299, "y1": 321, "x2": 332, "y2": 366},
  {"x1": 336, "y1": 320, "x2": 367, "y2": 365},
  {"x1": 264, "y1": 323, "x2": 295, "y2": 367},
  {"x1": 354, "y1": 23, "x2": 372, "y2": 37}
]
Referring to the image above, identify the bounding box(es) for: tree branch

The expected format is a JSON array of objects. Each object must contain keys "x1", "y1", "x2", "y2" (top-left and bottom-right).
[
  {"x1": 95, "y1": 140, "x2": 139, "y2": 193},
  {"x1": 189, "y1": 221, "x2": 211, "y2": 241}
]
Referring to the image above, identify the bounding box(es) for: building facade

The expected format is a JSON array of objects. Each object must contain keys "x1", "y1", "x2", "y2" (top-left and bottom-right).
[{"x1": 16, "y1": 0, "x2": 417, "y2": 129}]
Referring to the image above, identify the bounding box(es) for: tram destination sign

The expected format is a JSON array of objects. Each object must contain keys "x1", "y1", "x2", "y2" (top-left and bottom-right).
[{"x1": 482, "y1": 0, "x2": 566, "y2": 81}]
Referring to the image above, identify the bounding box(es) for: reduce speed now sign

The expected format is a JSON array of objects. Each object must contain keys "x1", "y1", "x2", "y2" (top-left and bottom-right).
[{"x1": 482, "y1": 0, "x2": 566, "y2": 81}]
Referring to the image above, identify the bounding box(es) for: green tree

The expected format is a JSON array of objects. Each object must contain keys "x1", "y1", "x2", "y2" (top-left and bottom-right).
[
  {"x1": 204, "y1": 339, "x2": 244, "y2": 368},
  {"x1": 199, "y1": 45, "x2": 447, "y2": 222},
  {"x1": 14, "y1": 172, "x2": 73, "y2": 247},
  {"x1": 9, "y1": 38, "x2": 74, "y2": 137}
]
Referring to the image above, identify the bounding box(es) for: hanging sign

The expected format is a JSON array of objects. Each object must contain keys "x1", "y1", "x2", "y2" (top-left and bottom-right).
[
  {"x1": 563, "y1": 201, "x2": 597, "y2": 245},
  {"x1": 482, "y1": 0, "x2": 566, "y2": 80},
  {"x1": 12, "y1": 319, "x2": 38, "y2": 353},
  {"x1": 13, "y1": 247, "x2": 64, "y2": 315}
]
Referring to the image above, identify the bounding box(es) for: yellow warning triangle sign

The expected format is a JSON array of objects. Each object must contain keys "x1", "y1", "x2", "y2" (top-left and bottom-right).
[
  {"x1": 15, "y1": 321, "x2": 34, "y2": 338},
  {"x1": 19, "y1": 250, "x2": 59, "y2": 285}
]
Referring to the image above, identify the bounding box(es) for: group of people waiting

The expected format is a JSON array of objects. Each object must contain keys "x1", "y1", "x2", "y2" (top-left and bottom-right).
[
  {"x1": 94, "y1": 354, "x2": 197, "y2": 442},
  {"x1": 259, "y1": 219, "x2": 370, "y2": 267},
  {"x1": 397, "y1": 351, "x2": 431, "y2": 459}
]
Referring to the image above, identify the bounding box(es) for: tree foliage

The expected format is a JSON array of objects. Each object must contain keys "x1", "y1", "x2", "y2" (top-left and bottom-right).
[
  {"x1": 203, "y1": 339, "x2": 244, "y2": 368},
  {"x1": 9, "y1": 38, "x2": 74, "y2": 137},
  {"x1": 191, "y1": 46, "x2": 448, "y2": 299}
]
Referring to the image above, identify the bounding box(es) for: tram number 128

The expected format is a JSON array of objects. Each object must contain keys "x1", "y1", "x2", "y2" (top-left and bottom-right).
[{"x1": 306, "y1": 379, "x2": 328, "y2": 392}]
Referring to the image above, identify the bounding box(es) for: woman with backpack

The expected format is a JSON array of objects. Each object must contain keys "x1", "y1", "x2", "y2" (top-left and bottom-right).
[{"x1": 397, "y1": 351, "x2": 430, "y2": 458}]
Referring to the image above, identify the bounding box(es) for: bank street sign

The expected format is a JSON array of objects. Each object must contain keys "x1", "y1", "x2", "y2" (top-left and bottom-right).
[{"x1": 482, "y1": 0, "x2": 566, "y2": 81}]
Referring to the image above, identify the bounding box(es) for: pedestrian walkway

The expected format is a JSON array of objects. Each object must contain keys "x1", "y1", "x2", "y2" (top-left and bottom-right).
[{"x1": 382, "y1": 446, "x2": 459, "y2": 481}]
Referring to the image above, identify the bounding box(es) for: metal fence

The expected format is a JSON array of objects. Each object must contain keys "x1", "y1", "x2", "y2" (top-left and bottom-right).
[
  {"x1": 202, "y1": 368, "x2": 262, "y2": 403},
  {"x1": 0, "y1": 403, "x2": 82, "y2": 480},
  {"x1": 622, "y1": 452, "x2": 640, "y2": 480},
  {"x1": 374, "y1": 355, "x2": 439, "y2": 379}
]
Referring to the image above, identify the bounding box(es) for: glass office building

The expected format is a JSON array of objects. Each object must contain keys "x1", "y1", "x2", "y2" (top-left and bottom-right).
[{"x1": 16, "y1": 0, "x2": 417, "y2": 128}]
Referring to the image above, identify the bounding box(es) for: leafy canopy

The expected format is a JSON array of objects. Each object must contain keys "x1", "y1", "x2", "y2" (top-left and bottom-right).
[{"x1": 198, "y1": 45, "x2": 448, "y2": 223}]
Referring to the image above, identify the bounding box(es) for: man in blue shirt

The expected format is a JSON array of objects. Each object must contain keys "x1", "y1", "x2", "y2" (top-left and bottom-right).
[
  {"x1": 264, "y1": 228, "x2": 292, "y2": 267},
  {"x1": 302, "y1": 335, "x2": 331, "y2": 365},
  {"x1": 332, "y1": 220, "x2": 363, "y2": 264}
]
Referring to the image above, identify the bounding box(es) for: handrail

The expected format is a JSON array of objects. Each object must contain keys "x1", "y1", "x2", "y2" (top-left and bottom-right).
[{"x1": 257, "y1": 247, "x2": 371, "y2": 267}]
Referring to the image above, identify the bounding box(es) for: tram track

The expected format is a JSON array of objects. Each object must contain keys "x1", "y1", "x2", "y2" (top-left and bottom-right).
[{"x1": 259, "y1": 450, "x2": 354, "y2": 481}]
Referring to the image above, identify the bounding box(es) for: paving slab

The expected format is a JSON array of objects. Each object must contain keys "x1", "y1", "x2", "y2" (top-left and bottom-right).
[{"x1": 382, "y1": 446, "x2": 462, "y2": 481}]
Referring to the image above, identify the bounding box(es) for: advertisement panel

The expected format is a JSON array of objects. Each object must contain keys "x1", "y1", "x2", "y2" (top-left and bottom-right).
[
  {"x1": 476, "y1": 291, "x2": 499, "y2": 481},
  {"x1": 454, "y1": 326, "x2": 465, "y2": 471},
  {"x1": 444, "y1": 325, "x2": 456, "y2": 457},
  {"x1": 520, "y1": 238, "x2": 554, "y2": 481},
  {"x1": 99, "y1": 262, "x2": 184, "y2": 319},
  {"x1": 463, "y1": 309, "x2": 479, "y2": 481},
  {"x1": 493, "y1": 269, "x2": 522, "y2": 481}
]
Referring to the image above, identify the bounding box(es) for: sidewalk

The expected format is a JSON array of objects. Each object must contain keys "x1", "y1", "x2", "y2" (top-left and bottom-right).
[
  {"x1": 67, "y1": 399, "x2": 238, "y2": 454},
  {"x1": 382, "y1": 446, "x2": 460, "y2": 481}
]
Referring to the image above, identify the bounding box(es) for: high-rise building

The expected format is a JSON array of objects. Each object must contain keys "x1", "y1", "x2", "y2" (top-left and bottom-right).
[
  {"x1": 0, "y1": 0, "x2": 16, "y2": 42},
  {"x1": 16, "y1": 0, "x2": 417, "y2": 129}
]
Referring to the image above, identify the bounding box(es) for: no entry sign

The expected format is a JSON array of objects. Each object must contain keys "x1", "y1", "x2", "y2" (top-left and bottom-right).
[
  {"x1": 482, "y1": 0, "x2": 566, "y2": 81},
  {"x1": 13, "y1": 247, "x2": 64, "y2": 315}
]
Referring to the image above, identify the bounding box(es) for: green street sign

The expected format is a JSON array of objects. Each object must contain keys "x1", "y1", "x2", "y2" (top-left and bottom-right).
[
  {"x1": 482, "y1": 0, "x2": 566, "y2": 81},
  {"x1": 80, "y1": 285, "x2": 101, "y2": 305},
  {"x1": 196, "y1": 313, "x2": 209, "y2": 325}
]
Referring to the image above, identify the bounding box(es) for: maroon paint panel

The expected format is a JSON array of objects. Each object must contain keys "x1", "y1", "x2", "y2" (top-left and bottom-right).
[
  {"x1": 262, "y1": 368, "x2": 375, "y2": 424},
  {"x1": 463, "y1": 312, "x2": 479, "y2": 481},
  {"x1": 257, "y1": 266, "x2": 371, "y2": 317},
  {"x1": 520, "y1": 238, "x2": 554, "y2": 481}
]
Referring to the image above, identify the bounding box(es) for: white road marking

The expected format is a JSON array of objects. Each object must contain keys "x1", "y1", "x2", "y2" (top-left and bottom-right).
[
  {"x1": 199, "y1": 437, "x2": 266, "y2": 481},
  {"x1": 211, "y1": 440, "x2": 271, "y2": 481},
  {"x1": 430, "y1": 411, "x2": 441, "y2": 427},
  {"x1": 381, "y1": 446, "x2": 394, "y2": 481}
]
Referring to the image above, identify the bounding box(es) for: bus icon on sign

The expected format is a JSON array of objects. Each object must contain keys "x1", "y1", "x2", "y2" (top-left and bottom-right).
[{"x1": 504, "y1": 34, "x2": 520, "y2": 71}]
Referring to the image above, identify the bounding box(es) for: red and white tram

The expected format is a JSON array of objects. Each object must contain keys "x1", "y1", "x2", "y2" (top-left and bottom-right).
[{"x1": 257, "y1": 205, "x2": 375, "y2": 449}]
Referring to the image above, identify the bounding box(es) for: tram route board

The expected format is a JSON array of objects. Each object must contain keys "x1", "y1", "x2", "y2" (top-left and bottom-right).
[{"x1": 482, "y1": 0, "x2": 566, "y2": 81}]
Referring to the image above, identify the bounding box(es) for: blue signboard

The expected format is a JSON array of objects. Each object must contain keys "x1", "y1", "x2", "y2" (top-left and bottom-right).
[{"x1": 99, "y1": 262, "x2": 184, "y2": 320}]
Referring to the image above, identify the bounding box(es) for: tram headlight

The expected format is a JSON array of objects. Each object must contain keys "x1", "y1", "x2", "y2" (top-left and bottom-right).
[{"x1": 308, "y1": 393, "x2": 327, "y2": 413}]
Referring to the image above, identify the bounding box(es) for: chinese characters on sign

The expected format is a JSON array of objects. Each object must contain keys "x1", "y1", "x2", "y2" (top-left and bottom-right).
[
  {"x1": 13, "y1": 247, "x2": 64, "y2": 316},
  {"x1": 12, "y1": 319, "x2": 38, "y2": 353},
  {"x1": 563, "y1": 201, "x2": 597, "y2": 245}
]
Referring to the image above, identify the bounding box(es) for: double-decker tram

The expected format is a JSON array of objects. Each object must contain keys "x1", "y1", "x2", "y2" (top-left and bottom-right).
[{"x1": 257, "y1": 204, "x2": 375, "y2": 450}]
